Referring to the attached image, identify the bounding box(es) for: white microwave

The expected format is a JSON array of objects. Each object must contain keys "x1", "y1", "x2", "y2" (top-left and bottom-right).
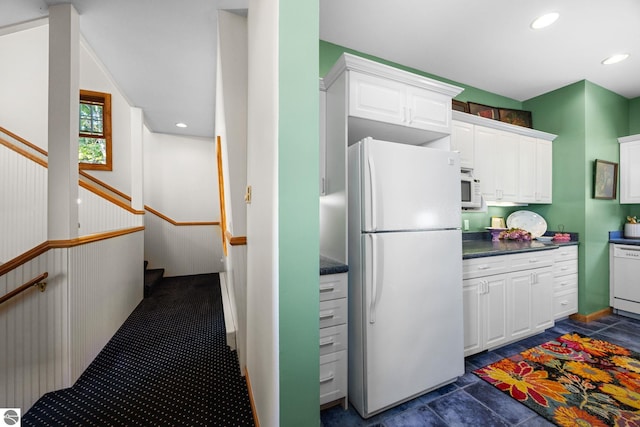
[{"x1": 461, "y1": 174, "x2": 482, "y2": 209}]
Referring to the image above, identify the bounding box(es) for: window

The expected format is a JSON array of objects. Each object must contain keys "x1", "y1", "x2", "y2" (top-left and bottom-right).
[{"x1": 79, "y1": 89, "x2": 112, "y2": 170}]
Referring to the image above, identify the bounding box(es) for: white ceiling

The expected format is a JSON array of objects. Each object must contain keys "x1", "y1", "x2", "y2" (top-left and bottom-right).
[{"x1": 2, "y1": 1, "x2": 639, "y2": 139}]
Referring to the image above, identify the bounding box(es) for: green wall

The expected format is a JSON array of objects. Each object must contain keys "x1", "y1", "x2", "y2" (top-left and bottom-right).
[
  {"x1": 582, "y1": 82, "x2": 629, "y2": 314},
  {"x1": 522, "y1": 81, "x2": 629, "y2": 315},
  {"x1": 630, "y1": 97, "x2": 640, "y2": 134},
  {"x1": 280, "y1": 1, "x2": 320, "y2": 425}
]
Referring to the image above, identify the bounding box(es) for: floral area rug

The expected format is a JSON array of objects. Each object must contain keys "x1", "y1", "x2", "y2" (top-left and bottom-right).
[{"x1": 473, "y1": 333, "x2": 640, "y2": 426}]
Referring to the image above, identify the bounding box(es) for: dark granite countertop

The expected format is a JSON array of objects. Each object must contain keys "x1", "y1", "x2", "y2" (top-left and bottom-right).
[
  {"x1": 320, "y1": 256, "x2": 348, "y2": 275},
  {"x1": 609, "y1": 230, "x2": 640, "y2": 246},
  {"x1": 463, "y1": 231, "x2": 579, "y2": 259}
]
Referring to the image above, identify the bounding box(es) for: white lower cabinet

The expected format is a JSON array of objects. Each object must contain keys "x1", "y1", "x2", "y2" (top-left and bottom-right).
[
  {"x1": 463, "y1": 250, "x2": 555, "y2": 357},
  {"x1": 553, "y1": 246, "x2": 579, "y2": 319},
  {"x1": 319, "y1": 273, "x2": 348, "y2": 408},
  {"x1": 463, "y1": 275, "x2": 507, "y2": 356}
]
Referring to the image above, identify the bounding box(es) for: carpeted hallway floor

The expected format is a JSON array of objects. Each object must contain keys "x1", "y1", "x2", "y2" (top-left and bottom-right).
[{"x1": 23, "y1": 273, "x2": 255, "y2": 426}]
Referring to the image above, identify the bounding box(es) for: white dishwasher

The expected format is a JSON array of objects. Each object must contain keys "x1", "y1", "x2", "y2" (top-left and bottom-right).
[{"x1": 610, "y1": 244, "x2": 640, "y2": 316}]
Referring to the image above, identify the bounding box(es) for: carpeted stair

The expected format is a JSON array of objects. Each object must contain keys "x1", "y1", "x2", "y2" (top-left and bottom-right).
[
  {"x1": 144, "y1": 260, "x2": 164, "y2": 297},
  {"x1": 23, "y1": 273, "x2": 254, "y2": 426}
]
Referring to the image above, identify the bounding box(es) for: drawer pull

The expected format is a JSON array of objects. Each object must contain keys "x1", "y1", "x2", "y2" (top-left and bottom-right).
[
  {"x1": 560, "y1": 281, "x2": 568, "y2": 286},
  {"x1": 319, "y1": 337, "x2": 335, "y2": 347},
  {"x1": 477, "y1": 265, "x2": 490, "y2": 270},
  {"x1": 320, "y1": 373, "x2": 335, "y2": 384},
  {"x1": 560, "y1": 301, "x2": 569, "y2": 306},
  {"x1": 320, "y1": 310, "x2": 334, "y2": 320},
  {"x1": 561, "y1": 266, "x2": 569, "y2": 271},
  {"x1": 319, "y1": 284, "x2": 335, "y2": 293},
  {"x1": 529, "y1": 259, "x2": 538, "y2": 263}
]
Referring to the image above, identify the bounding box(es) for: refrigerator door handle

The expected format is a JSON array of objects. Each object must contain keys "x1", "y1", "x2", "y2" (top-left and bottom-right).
[
  {"x1": 368, "y1": 155, "x2": 378, "y2": 231},
  {"x1": 370, "y1": 234, "x2": 378, "y2": 324}
]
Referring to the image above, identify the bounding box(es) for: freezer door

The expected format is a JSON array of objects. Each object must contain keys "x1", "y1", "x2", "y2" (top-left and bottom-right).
[
  {"x1": 357, "y1": 138, "x2": 461, "y2": 232},
  {"x1": 362, "y1": 229, "x2": 463, "y2": 415}
]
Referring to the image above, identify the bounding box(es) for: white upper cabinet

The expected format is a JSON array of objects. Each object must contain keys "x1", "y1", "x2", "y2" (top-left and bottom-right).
[
  {"x1": 452, "y1": 111, "x2": 556, "y2": 204},
  {"x1": 451, "y1": 120, "x2": 474, "y2": 170},
  {"x1": 474, "y1": 126, "x2": 519, "y2": 202},
  {"x1": 519, "y1": 136, "x2": 552, "y2": 203},
  {"x1": 349, "y1": 72, "x2": 406, "y2": 125},
  {"x1": 323, "y1": 53, "x2": 463, "y2": 146},
  {"x1": 319, "y1": 79, "x2": 327, "y2": 196},
  {"x1": 619, "y1": 135, "x2": 640, "y2": 204}
]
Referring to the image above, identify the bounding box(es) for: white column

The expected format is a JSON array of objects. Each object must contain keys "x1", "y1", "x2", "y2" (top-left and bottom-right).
[
  {"x1": 47, "y1": 4, "x2": 80, "y2": 240},
  {"x1": 130, "y1": 107, "x2": 144, "y2": 211}
]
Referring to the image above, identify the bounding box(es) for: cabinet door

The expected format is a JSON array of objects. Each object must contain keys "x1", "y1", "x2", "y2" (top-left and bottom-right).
[
  {"x1": 508, "y1": 271, "x2": 532, "y2": 341},
  {"x1": 495, "y1": 131, "x2": 519, "y2": 202},
  {"x1": 319, "y1": 88, "x2": 327, "y2": 195},
  {"x1": 485, "y1": 276, "x2": 508, "y2": 349},
  {"x1": 474, "y1": 126, "x2": 499, "y2": 200},
  {"x1": 348, "y1": 71, "x2": 405, "y2": 125},
  {"x1": 452, "y1": 120, "x2": 475, "y2": 170},
  {"x1": 518, "y1": 135, "x2": 537, "y2": 203},
  {"x1": 405, "y1": 85, "x2": 450, "y2": 134},
  {"x1": 620, "y1": 140, "x2": 640, "y2": 204},
  {"x1": 531, "y1": 267, "x2": 554, "y2": 332},
  {"x1": 535, "y1": 139, "x2": 553, "y2": 203},
  {"x1": 463, "y1": 279, "x2": 483, "y2": 356}
]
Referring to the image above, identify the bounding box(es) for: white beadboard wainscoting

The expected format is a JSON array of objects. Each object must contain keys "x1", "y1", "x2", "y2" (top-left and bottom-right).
[
  {"x1": 78, "y1": 186, "x2": 144, "y2": 235},
  {"x1": 144, "y1": 211, "x2": 224, "y2": 276},
  {"x1": 0, "y1": 143, "x2": 47, "y2": 263},
  {"x1": 0, "y1": 248, "x2": 71, "y2": 411},
  {"x1": 221, "y1": 243, "x2": 247, "y2": 373},
  {"x1": 68, "y1": 230, "x2": 144, "y2": 380},
  {"x1": 0, "y1": 230, "x2": 144, "y2": 412}
]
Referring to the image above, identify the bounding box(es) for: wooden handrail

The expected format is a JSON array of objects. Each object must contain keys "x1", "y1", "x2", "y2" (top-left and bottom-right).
[
  {"x1": 145, "y1": 205, "x2": 220, "y2": 226},
  {"x1": 225, "y1": 230, "x2": 247, "y2": 246},
  {"x1": 0, "y1": 272, "x2": 48, "y2": 306},
  {"x1": 0, "y1": 227, "x2": 145, "y2": 278},
  {"x1": 0, "y1": 126, "x2": 48, "y2": 156}
]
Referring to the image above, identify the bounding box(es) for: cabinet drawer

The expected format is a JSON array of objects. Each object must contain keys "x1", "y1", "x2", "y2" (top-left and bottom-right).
[
  {"x1": 510, "y1": 251, "x2": 554, "y2": 271},
  {"x1": 319, "y1": 324, "x2": 347, "y2": 357},
  {"x1": 554, "y1": 289, "x2": 578, "y2": 319},
  {"x1": 463, "y1": 256, "x2": 508, "y2": 279},
  {"x1": 319, "y1": 273, "x2": 348, "y2": 302},
  {"x1": 555, "y1": 246, "x2": 578, "y2": 261},
  {"x1": 320, "y1": 350, "x2": 347, "y2": 405},
  {"x1": 554, "y1": 273, "x2": 577, "y2": 292},
  {"x1": 554, "y1": 259, "x2": 578, "y2": 277},
  {"x1": 319, "y1": 298, "x2": 347, "y2": 329}
]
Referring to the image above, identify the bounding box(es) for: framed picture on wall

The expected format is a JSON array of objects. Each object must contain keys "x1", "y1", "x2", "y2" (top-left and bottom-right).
[{"x1": 593, "y1": 159, "x2": 618, "y2": 200}]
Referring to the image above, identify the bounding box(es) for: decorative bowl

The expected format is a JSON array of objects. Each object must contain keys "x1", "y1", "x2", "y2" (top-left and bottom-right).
[
  {"x1": 625, "y1": 223, "x2": 640, "y2": 239},
  {"x1": 536, "y1": 236, "x2": 554, "y2": 242}
]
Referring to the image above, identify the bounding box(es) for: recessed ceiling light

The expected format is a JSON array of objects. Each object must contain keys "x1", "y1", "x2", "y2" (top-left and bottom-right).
[
  {"x1": 531, "y1": 12, "x2": 559, "y2": 30},
  {"x1": 175, "y1": 122, "x2": 188, "y2": 128},
  {"x1": 602, "y1": 53, "x2": 630, "y2": 65}
]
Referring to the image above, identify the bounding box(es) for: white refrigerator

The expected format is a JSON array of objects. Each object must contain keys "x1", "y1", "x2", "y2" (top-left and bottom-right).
[{"x1": 347, "y1": 137, "x2": 464, "y2": 418}]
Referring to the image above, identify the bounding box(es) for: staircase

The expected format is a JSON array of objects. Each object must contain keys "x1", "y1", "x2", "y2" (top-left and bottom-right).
[{"x1": 144, "y1": 260, "x2": 164, "y2": 297}]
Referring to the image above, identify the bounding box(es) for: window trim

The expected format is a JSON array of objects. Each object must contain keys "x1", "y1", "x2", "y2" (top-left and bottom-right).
[{"x1": 79, "y1": 89, "x2": 112, "y2": 171}]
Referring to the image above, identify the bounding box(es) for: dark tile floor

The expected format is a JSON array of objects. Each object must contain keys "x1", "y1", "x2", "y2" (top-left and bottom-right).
[{"x1": 321, "y1": 313, "x2": 640, "y2": 427}]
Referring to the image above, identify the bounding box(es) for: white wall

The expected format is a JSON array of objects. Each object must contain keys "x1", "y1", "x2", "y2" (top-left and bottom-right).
[
  {"x1": 216, "y1": 9, "x2": 249, "y2": 373},
  {"x1": 0, "y1": 23, "x2": 135, "y2": 198},
  {"x1": 246, "y1": 0, "x2": 279, "y2": 425},
  {"x1": 79, "y1": 40, "x2": 133, "y2": 196},
  {"x1": 0, "y1": 24, "x2": 49, "y2": 148},
  {"x1": 143, "y1": 127, "x2": 219, "y2": 221}
]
